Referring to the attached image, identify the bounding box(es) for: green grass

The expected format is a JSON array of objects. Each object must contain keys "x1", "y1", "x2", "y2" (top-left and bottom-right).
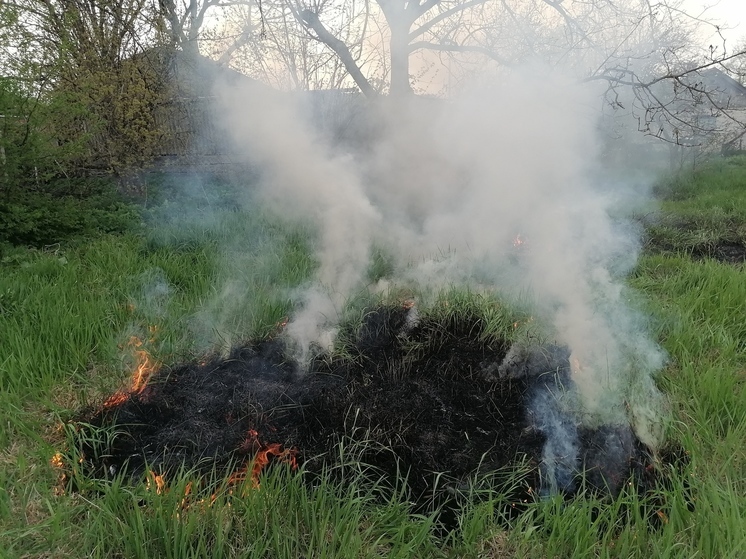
[
  {"x1": 644, "y1": 155, "x2": 746, "y2": 254},
  {"x1": 5, "y1": 467, "x2": 444, "y2": 559},
  {"x1": 2, "y1": 160, "x2": 746, "y2": 557}
]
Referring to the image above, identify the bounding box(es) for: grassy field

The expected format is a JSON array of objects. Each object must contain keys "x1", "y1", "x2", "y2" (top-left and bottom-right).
[{"x1": 1, "y1": 159, "x2": 745, "y2": 558}]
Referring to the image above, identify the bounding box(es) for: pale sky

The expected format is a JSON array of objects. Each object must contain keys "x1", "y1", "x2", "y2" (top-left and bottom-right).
[{"x1": 683, "y1": 0, "x2": 746, "y2": 49}]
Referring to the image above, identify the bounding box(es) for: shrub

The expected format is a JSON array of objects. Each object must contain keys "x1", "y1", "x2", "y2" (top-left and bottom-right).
[{"x1": 0, "y1": 185, "x2": 139, "y2": 246}]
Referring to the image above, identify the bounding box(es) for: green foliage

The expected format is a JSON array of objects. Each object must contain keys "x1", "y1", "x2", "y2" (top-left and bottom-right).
[
  {"x1": 643, "y1": 156, "x2": 746, "y2": 256},
  {"x1": 1, "y1": 0, "x2": 171, "y2": 179},
  {"x1": 0, "y1": 187, "x2": 139, "y2": 247},
  {"x1": 139, "y1": 170, "x2": 252, "y2": 214},
  {"x1": 48, "y1": 56, "x2": 167, "y2": 176},
  {"x1": 0, "y1": 75, "x2": 142, "y2": 247},
  {"x1": 367, "y1": 246, "x2": 396, "y2": 283},
  {"x1": 0, "y1": 78, "x2": 75, "y2": 192},
  {"x1": 653, "y1": 155, "x2": 746, "y2": 200}
]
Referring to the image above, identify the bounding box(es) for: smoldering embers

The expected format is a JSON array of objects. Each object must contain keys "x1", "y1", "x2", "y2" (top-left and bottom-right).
[
  {"x1": 71, "y1": 306, "x2": 651, "y2": 503},
  {"x1": 216, "y1": 75, "x2": 666, "y2": 431}
]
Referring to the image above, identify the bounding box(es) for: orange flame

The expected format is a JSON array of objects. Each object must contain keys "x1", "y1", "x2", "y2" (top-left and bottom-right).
[
  {"x1": 147, "y1": 470, "x2": 166, "y2": 495},
  {"x1": 50, "y1": 452, "x2": 64, "y2": 469},
  {"x1": 104, "y1": 335, "x2": 159, "y2": 407},
  {"x1": 229, "y1": 430, "x2": 298, "y2": 490},
  {"x1": 513, "y1": 234, "x2": 525, "y2": 248},
  {"x1": 512, "y1": 316, "x2": 534, "y2": 330},
  {"x1": 51, "y1": 452, "x2": 69, "y2": 495},
  {"x1": 130, "y1": 336, "x2": 157, "y2": 393},
  {"x1": 103, "y1": 392, "x2": 128, "y2": 408}
]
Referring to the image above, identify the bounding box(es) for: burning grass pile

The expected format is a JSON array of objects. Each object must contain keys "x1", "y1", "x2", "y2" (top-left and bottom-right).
[{"x1": 59, "y1": 304, "x2": 672, "y2": 513}]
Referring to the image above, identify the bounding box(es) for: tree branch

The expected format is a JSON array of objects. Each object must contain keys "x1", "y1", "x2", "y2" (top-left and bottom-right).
[
  {"x1": 583, "y1": 49, "x2": 746, "y2": 88},
  {"x1": 409, "y1": 0, "x2": 440, "y2": 19},
  {"x1": 408, "y1": 40, "x2": 510, "y2": 64},
  {"x1": 217, "y1": 28, "x2": 254, "y2": 65},
  {"x1": 296, "y1": 9, "x2": 377, "y2": 97},
  {"x1": 409, "y1": 0, "x2": 488, "y2": 41}
]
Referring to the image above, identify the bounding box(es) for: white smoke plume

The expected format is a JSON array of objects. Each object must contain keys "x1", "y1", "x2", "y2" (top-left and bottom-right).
[
  {"x1": 214, "y1": 66, "x2": 665, "y2": 439},
  {"x1": 218, "y1": 84, "x2": 381, "y2": 360}
]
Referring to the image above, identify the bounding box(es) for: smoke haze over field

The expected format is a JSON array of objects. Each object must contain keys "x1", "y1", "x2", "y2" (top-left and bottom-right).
[{"x1": 215, "y1": 66, "x2": 666, "y2": 442}]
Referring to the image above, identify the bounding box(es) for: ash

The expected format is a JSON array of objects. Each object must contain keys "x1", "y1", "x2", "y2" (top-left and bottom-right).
[{"x1": 70, "y1": 306, "x2": 653, "y2": 507}]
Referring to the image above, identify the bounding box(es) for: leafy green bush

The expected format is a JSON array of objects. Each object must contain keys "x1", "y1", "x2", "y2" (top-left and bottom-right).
[
  {"x1": 1, "y1": 76, "x2": 140, "y2": 246},
  {"x1": 0, "y1": 186, "x2": 139, "y2": 246}
]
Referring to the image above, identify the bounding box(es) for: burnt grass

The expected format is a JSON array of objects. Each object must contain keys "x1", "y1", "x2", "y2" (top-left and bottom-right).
[
  {"x1": 640, "y1": 214, "x2": 746, "y2": 264},
  {"x1": 690, "y1": 240, "x2": 746, "y2": 263},
  {"x1": 646, "y1": 234, "x2": 746, "y2": 263},
  {"x1": 67, "y1": 306, "x2": 675, "y2": 518}
]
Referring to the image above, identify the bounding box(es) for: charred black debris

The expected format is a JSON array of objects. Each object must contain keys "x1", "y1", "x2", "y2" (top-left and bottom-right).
[{"x1": 63, "y1": 304, "x2": 679, "y2": 515}]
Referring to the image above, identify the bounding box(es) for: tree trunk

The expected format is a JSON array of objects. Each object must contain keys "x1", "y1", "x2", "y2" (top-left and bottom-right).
[{"x1": 389, "y1": 20, "x2": 411, "y2": 96}]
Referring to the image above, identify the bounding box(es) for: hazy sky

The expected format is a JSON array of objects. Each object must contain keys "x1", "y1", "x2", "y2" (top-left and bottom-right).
[{"x1": 684, "y1": 0, "x2": 746, "y2": 48}]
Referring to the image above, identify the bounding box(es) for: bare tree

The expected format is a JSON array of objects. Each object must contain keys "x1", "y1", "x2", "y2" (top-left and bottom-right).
[
  {"x1": 156, "y1": 0, "x2": 271, "y2": 59},
  {"x1": 159, "y1": 0, "x2": 223, "y2": 54},
  {"x1": 290, "y1": 0, "x2": 500, "y2": 96},
  {"x1": 2, "y1": 0, "x2": 159, "y2": 72},
  {"x1": 262, "y1": 0, "x2": 746, "y2": 149},
  {"x1": 722, "y1": 37, "x2": 746, "y2": 85},
  {"x1": 207, "y1": 0, "x2": 367, "y2": 90}
]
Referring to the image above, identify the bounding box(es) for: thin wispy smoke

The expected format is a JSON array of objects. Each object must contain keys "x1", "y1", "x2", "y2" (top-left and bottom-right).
[
  {"x1": 214, "y1": 66, "x2": 665, "y2": 445},
  {"x1": 218, "y1": 85, "x2": 381, "y2": 360}
]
